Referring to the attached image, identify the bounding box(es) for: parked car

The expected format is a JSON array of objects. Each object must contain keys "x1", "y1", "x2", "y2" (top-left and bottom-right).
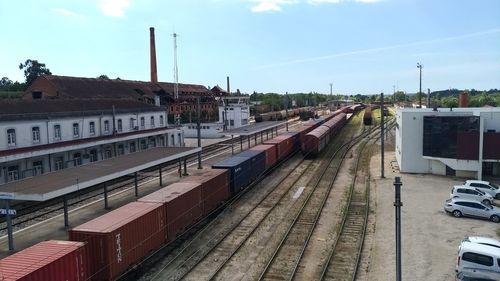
[
  {"x1": 463, "y1": 236, "x2": 500, "y2": 249},
  {"x1": 456, "y1": 241, "x2": 500, "y2": 274},
  {"x1": 456, "y1": 267, "x2": 500, "y2": 281},
  {"x1": 464, "y1": 180, "x2": 500, "y2": 200},
  {"x1": 444, "y1": 199, "x2": 500, "y2": 223},
  {"x1": 450, "y1": 186, "x2": 494, "y2": 205}
]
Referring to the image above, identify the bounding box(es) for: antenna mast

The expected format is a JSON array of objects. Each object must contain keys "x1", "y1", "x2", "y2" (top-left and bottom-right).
[{"x1": 173, "y1": 32, "x2": 179, "y2": 100}]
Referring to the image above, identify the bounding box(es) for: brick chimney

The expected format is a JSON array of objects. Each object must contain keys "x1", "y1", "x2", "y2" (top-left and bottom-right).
[
  {"x1": 150, "y1": 27, "x2": 158, "y2": 83},
  {"x1": 459, "y1": 93, "x2": 468, "y2": 107}
]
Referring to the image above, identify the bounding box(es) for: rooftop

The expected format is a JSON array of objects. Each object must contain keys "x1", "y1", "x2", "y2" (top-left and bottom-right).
[{"x1": 0, "y1": 146, "x2": 201, "y2": 201}]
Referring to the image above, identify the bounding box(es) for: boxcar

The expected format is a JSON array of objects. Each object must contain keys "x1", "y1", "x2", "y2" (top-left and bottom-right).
[
  {"x1": 263, "y1": 134, "x2": 296, "y2": 161},
  {"x1": 0, "y1": 240, "x2": 88, "y2": 281},
  {"x1": 249, "y1": 144, "x2": 278, "y2": 170},
  {"x1": 363, "y1": 106, "x2": 373, "y2": 125},
  {"x1": 212, "y1": 156, "x2": 253, "y2": 193},
  {"x1": 180, "y1": 169, "x2": 230, "y2": 216},
  {"x1": 138, "y1": 182, "x2": 203, "y2": 240},
  {"x1": 69, "y1": 202, "x2": 166, "y2": 281}
]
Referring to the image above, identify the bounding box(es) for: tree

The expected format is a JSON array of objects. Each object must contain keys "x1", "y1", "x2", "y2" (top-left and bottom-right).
[
  {"x1": 19, "y1": 59, "x2": 52, "y2": 86},
  {"x1": 97, "y1": 75, "x2": 109, "y2": 79},
  {"x1": 393, "y1": 91, "x2": 407, "y2": 102},
  {"x1": 0, "y1": 77, "x2": 13, "y2": 90}
]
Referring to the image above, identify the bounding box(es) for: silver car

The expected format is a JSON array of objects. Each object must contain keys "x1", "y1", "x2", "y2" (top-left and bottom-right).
[{"x1": 444, "y1": 199, "x2": 500, "y2": 223}]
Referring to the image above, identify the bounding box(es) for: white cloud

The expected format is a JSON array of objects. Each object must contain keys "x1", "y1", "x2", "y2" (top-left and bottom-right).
[
  {"x1": 50, "y1": 8, "x2": 86, "y2": 19},
  {"x1": 250, "y1": 0, "x2": 298, "y2": 13},
  {"x1": 98, "y1": 0, "x2": 131, "y2": 17}
]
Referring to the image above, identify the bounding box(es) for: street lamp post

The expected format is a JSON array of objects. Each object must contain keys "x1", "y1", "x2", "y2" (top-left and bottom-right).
[{"x1": 417, "y1": 63, "x2": 423, "y2": 108}]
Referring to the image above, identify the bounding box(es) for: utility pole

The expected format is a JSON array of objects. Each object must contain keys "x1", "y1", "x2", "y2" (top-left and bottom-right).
[
  {"x1": 394, "y1": 177, "x2": 403, "y2": 281},
  {"x1": 427, "y1": 88, "x2": 431, "y2": 108},
  {"x1": 329, "y1": 83, "x2": 333, "y2": 96},
  {"x1": 417, "y1": 63, "x2": 423, "y2": 108},
  {"x1": 173, "y1": 32, "x2": 180, "y2": 125},
  {"x1": 380, "y1": 92, "x2": 385, "y2": 178},
  {"x1": 285, "y1": 92, "x2": 289, "y2": 132},
  {"x1": 197, "y1": 97, "x2": 202, "y2": 169}
]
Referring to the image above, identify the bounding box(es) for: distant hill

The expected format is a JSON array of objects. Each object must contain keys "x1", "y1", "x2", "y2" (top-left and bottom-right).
[{"x1": 431, "y1": 89, "x2": 499, "y2": 97}]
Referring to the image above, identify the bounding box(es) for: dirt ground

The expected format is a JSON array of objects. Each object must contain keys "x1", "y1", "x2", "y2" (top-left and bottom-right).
[{"x1": 365, "y1": 148, "x2": 499, "y2": 281}]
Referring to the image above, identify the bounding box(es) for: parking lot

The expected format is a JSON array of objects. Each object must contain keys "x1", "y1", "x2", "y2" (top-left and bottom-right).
[{"x1": 366, "y1": 150, "x2": 499, "y2": 281}]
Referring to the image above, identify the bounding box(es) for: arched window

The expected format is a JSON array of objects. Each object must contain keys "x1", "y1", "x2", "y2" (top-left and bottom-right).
[
  {"x1": 54, "y1": 125, "x2": 61, "y2": 140},
  {"x1": 73, "y1": 123, "x2": 80, "y2": 138},
  {"x1": 150, "y1": 116, "x2": 155, "y2": 128},
  {"x1": 104, "y1": 120, "x2": 110, "y2": 133},
  {"x1": 117, "y1": 119, "x2": 123, "y2": 132},
  {"x1": 32, "y1": 127, "x2": 40, "y2": 143},
  {"x1": 160, "y1": 115, "x2": 164, "y2": 126},
  {"x1": 7, "y1": 129, "x2": 16, "y2": 147}
]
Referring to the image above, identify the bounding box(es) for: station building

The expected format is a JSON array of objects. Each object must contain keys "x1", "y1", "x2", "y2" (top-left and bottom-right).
[
  {"x1": 395, "y1": 107, "x2": 500, "y2": 179},
  {"x1": 0, "y1": 99, "x2": 184, "y2": 185}
]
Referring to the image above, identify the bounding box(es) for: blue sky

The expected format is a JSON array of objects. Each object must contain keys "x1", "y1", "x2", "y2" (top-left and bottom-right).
[{"x1": 0, "y1": 0, "x2": 499, "y2": 95}]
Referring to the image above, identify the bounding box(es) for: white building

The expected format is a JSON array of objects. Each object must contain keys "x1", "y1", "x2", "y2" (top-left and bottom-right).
[
  {"x1": 0, "y1": 99, "x2": 184, "y2": 185},
  {"x1": 395, "y1": 107, "x2": 500, "y2": 179},
  {"x1": 219, "y1": 96, "x2": 250, "y2": 130}
]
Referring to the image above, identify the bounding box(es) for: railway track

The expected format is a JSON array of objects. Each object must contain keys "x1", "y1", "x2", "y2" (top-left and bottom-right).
[
  {"x1": 138, "y1": 116, "x2": 360, "y2": 281},
  {"x1": 319, "y1": 119, "x2": 396, "y2": 281},
  {"x1": 257, "y1": 119, "x2": 382, "y2": 281}
]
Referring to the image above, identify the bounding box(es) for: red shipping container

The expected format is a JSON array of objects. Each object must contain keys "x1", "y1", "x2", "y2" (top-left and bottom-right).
[
  {"x1": 138, "y1": 182, "x2": 202, "y2": 240},
  {"x1": 181, "y1": 169, "x2": 230, "y2": 216},
  {"x1": 250, "y1": 144, "x2": 278, "y2": 169},
  {"x1": 69, "y1": 202, "x2": 166, "y2": 281},
  {"x1": 263, "y1": 135, "x2": 294, "y2": 161},
  {"x1": 0, "y1": 240, "x2": 87, "y2": 281}
]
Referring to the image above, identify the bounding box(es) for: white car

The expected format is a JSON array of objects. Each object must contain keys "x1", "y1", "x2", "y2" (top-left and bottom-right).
[
  {"x1": 444, "y1": 199, "x2": 500, "y2": 223},
  {"x1": 450, "y1": 186, "x2": 494, "y2": 205},
  {"x1": 456, "y1": 241, "x2": 500, "y2": 274},
  {"x1": 464, "y1": 180, "x2": 500, "y2": 200}
]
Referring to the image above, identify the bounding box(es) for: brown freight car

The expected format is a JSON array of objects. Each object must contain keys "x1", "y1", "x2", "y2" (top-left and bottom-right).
[
  {"x1": 69, "y1": 202, "x2": 166, "y2": 281},
  {"x1": 180, "y1": 169, "x2": 230, "y2": 216},
  {"x1": 0, "y1": 240, "x2": 88, "y2": 281},
  {"x1": 138, "y1": 182, "x2": 203, "y2": 240}
]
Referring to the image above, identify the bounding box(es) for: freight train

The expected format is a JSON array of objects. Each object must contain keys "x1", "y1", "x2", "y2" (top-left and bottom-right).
[
  {"x1": 254, "y1": 107, "x2": 310, "y2": 122},
  {"x1": 0, "y1": 106, "x2": 360, "y2": 281}
]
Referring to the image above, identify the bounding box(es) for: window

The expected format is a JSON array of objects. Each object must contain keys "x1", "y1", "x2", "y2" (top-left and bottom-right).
[
  {"x1": 73, "y1": 153, "x2": 82, "y2": 166},
  {"x1": 117, "y1": 144, "x2": 124, "y2": 155},
  {"x1": 140, "y1": 140, "x2": 147, "y2": 150},
  {"x1": 462, "y1": 252, "x2": 494, "y2": 266},
  {"x1": 149, "y1": 137, "x2": 156, "y2": 148},
  {"x1": 73, "y1": 123, "x2": 80, "y2": 138},
  {"x1": 32, "y1": 127, "x2": 41, "y2": 143},
  {"x1": 129, "y1": 142, "x2": 136, "y2": 153},
  {"x1": 140, "y1": 117, "x2": 145, "y2": 128},
  {"x1": 89, "y1": 122, "x2": 95, "y2": 136},
  {"x1": 150, "y1": 116, "x2": 155, "y2": 128},
  {"x1": 178, "y1": 133, "x2": 182, "y2": 146},
  {"x1": 32, "y1": 160, "x2": 43, "y2": 176},
  {"x1": 104, "y1": 120, "x2": 110, "y2": 133},
  {"x1": 54, "y1": 125, "x2": 61, "y2": 140},
  {"x1": 117, "y1": 119, "x2": 123, "y2": 132},
  {"x1": 160, "y1": 115, "x2": 164, "y2": 126},
  {"x1": 54, "y1": 157, "x2": 64, "y2": 171},
  {"x1": 104, "y1": 149, "x2": 112, "y2": 159},
  {"x1": 7, "y1": 129, "x2": 16, "y2": 147},
  {"x1": 230, "y1": 120, "x2": 234, "y2": 126},
  {"x1": 89, "y1": 150, "x2": 97, "y2": 162},
  {"x1": 129, "y1": 118, "x2": 135, "y2": 129},
  {"x1": 31, "y1": 91, "x2": 42, "y2": 99},
  {"x1": 7, "y1": 165, "x2": 19, "y2": 182},
  {"x1": 170, "y1": 134, "x2": 174, "y2": 146}
]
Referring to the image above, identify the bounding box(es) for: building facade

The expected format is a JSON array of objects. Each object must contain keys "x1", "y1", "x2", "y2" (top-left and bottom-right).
[
  {"x1": 219, "y1": 97, "x2": 250, "y2": 130},
  {"x1": 395, "y1": 107, "x2": 500, "y2": 179},
  {"x1": 0, "y1": 99, "x2": 184, "y2": 185}
]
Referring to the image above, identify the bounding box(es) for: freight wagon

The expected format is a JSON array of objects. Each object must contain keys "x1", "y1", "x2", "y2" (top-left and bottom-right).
[
  {"x1": 302, "y1": 113, "x2": 347, "y2": 156},
  {"x1": 0, "y1": 240, "x2": 88, "y2": 281},
  {"x1": 255, "y1": 106, "x2": 310, "y2": 122}
]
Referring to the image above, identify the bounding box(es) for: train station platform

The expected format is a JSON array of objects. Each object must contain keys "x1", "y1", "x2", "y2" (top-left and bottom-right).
[
  {"x1": 0, "y1": 146, "x2": 200, "y2": 251},
  {"x1": 0, "y1": 147, "x2": 200, "y2": 202}
]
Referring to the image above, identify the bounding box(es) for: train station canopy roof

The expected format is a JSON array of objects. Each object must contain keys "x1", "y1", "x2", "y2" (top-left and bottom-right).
[
  {"x1": 225, "y1": 121, "x2": 285, "y2": 136},
  {"x1": 0, "y1": 147, "x2": 201, "y2": 202}
]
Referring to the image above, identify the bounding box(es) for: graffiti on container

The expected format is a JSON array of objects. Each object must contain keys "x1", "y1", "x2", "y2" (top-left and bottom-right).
[
  {"x1": 235, "y1": 167, "x2": 242, "y2": 173},
  {"x1": 116, "y1": 233, "x2": 123, "y2": 263}
]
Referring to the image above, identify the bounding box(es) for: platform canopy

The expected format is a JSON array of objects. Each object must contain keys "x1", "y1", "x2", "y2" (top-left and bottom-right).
[
  {"x1": 0, "y1": 147, "x2": 201, "y2": 201},
  {"x1": 225, "y1": 121, "x2": 285, "y2": 136}
]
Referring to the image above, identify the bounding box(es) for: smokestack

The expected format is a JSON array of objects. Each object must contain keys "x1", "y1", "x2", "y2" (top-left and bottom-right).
[
  {"x1": 459, "y1": 93, "x2": 468, "y2": 108},
  {"x1": 150, "y1": 27, "x2": 158, "y2": 83},
  {"x1": 227, "y1": 76, "x2": 230, "y2": 95}
]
